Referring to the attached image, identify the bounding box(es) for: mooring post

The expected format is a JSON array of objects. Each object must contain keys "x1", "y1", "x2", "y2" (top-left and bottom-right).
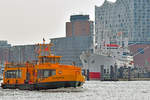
[
  {"x1": 114, "y1": 64, "x2": 118, "y2": 81},
  {"x1": 100, "y1": 65, "x2": 104, "y2": 81},
  {"x1": 110, "y1": 65, "x2": 114, "y2": 80},
  {"x1": 128, "y1": 67, "x2": 131, "y2": 81},
  {"x1": 119, "y1": 67, "x2": 123, "y2": 79},
  {"x1": 87, "y1": 69, "x2": 89, "y2": 81}
]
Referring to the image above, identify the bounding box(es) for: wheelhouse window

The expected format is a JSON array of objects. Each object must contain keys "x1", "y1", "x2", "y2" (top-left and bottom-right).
[
  {"x1": 39, "y1": 57, "x2": 60, "y2": 64},
  {"x1": 37, "y1": 69, "x2": 56, "y2": 78},
  {"x1": 5, "y1": 70, "x2": 22, "y2": 78}
]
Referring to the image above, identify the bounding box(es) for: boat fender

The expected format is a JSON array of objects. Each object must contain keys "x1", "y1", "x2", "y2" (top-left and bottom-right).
[
  {"x1": 24, "y1": 80, "x2": 28, "y2": 84},
  {"x1": 7, "y1": 80, "x2": 9, "y2": 84},
  {"x1": 16, "y1": 80, "x2": 18, "y2": 84}
]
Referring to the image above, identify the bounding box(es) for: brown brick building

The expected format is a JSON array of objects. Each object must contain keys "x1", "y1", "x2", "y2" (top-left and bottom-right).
[{"x1": 66, "y1": 15, "x2": 93, "y2": 37}]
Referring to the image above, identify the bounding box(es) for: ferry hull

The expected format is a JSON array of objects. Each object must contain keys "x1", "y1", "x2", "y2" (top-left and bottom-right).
[{"x1": 1, "y1": 81, "x2": 84, "y2": 90}]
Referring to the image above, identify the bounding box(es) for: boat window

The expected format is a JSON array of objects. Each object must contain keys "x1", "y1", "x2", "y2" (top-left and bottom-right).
[
  {"x1": 37, "y1": 69, "x2": 56, "y2": 78},
  {"x1": 5, "y1": 70, "x2": 22, "y2": 78},
  {"x1": 48, "y1": 58, "x2": 55, "y2": 63},
  {"x1": 55, "y1": 58, "x2": 60, "y2": 63},
  {"x1": 39, "y1": 57, "x2": 60, "y2": 64},
  {"x1": 52, "y1": 58, "x2": 55, "y2": 63}
]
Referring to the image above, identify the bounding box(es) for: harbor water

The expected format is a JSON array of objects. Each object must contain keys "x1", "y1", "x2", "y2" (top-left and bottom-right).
[{"x1": 0, "y1": 81, "x2": 150, "y2": 100}]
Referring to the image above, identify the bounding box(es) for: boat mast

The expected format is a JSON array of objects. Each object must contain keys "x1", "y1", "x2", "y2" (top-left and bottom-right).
[{"x1": 38, "y1": 39, "x2": 53, "y2": 56}]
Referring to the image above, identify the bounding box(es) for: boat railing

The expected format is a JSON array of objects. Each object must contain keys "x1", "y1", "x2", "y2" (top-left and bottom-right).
[{"x1": 5, "y1": 63, "x2": 26, "y2": 68}]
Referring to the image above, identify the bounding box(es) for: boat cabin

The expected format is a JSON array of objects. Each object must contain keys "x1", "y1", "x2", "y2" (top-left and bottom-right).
[{"x1": 38, "y1": 56, "x2": 61, "y2": 64}]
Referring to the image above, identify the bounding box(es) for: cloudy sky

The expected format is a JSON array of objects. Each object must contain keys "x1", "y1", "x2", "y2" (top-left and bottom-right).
[{"x1": 0, "y1": 0, "x2": 116, "y2": 45}]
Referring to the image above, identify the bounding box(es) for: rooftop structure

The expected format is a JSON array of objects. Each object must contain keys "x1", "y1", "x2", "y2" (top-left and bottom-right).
[
  {"x1": 0, "y1": 40, "x2": 11, "y2": 47},
  {"x1": 70, "y1": 15, "x2": 89, "y2": 22},
  {"x1": 66, "y1": 15, "x2": 93, "y2": 37}
]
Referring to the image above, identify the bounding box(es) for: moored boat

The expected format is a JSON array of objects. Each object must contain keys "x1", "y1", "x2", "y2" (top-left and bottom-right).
[{"x1": 80, "y1": 33, "x2": 134, "y2": 80}]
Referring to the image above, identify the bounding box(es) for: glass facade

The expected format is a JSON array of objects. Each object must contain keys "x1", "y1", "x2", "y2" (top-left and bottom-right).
[{"x1": 95, "y1": 0, "x2": 150, "y2": 43}]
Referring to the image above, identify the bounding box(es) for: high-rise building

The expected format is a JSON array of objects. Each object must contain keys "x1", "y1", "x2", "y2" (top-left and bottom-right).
[
  {"x1": 0, "y1": 44, "x2": 38, "y2": 64},
  {"x1": 95, "y1": 0, "x2": 150, "y2": 44},
  {"x1": 51, "y1": 36, "x2": 93, "y2": 66},
  {"x1": 51, "y1": 15, "x2": 94, "y2": 66},
  {"x1": 0, "y1": 40, "x2": 11, "y2": 65}
]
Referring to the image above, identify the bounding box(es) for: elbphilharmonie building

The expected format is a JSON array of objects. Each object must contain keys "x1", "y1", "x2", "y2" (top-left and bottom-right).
[{"x1": 95, "y1": 0, "x2": 150, "y2": 43}]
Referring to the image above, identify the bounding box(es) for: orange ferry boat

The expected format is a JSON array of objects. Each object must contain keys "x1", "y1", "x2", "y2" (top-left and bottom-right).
[{"x1": 1, "y1": 40, "x2": 85, "y2": 90}]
